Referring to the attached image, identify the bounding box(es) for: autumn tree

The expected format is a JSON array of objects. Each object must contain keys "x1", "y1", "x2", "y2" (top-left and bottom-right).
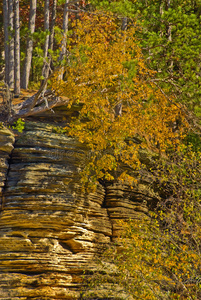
[{"x1": 51, "y1": 12, "x2": 188, "y2": 189}]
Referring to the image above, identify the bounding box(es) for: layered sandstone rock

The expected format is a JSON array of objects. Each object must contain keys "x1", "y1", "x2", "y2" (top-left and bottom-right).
[
  {"x1": 0, "y1": 124, "x2": 15, "y2": 210},
  {"x1": 0, "y1": 110, "x2": 158, "y2": 299}
]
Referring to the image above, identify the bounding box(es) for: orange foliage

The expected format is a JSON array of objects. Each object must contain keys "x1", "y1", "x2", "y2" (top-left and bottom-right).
[{"x1": 51, "y1": 12, "x2": 189, "y2": 187}]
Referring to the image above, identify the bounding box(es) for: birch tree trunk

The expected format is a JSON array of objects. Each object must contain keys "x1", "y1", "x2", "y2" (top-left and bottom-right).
[
  {"x1": 166, "y1": 0, "x2": 173, "y2": 71},
  {"x1": 8, "y1": 0, "x2": 14, "y2": 89},
  {"x1": 14, "y1": 0, "x2": 20, "y2": 95},
  {"x1": 21, "y1": 0, "x2": 37, "y2": 90},
  {"x1": 41, "y1": 0, "x2": 57, "y2": 84},
  {"x1": 58, "y1": 0, "x2": 69, "y2": 80},
  {"x1": 3, "y1": 0, "x2": 9, "y2": 85},
  {"x1": 114, "y1": 17, "x2": 128, "y2": 118},
  {"x1": 166, "y1": 0, "x2": 171, "y2": 42},
  {"x1": 60, "y1": 0, "x2": 69, "y2": 60},
  {"x1": 41, "y1": 0, "x2": 50, "y2": 81},
  {"x1": 49, "y1": 0, "x2": 57, "y2": 53}
]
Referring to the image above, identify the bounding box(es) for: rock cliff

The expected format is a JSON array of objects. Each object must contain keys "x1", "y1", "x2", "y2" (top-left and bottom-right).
[{"x1": 0, "y1": 107, "x2": 159, "y2": 299}]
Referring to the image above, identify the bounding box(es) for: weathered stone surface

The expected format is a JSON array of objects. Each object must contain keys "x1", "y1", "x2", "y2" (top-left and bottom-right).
[
  {"x1": 0, "y1": 126, "x2": 15, "y2": 153},
  {"x1": 105, "y1": 182, "x2": 159, "y2": 239},
  {"x1": 0, "y1": 125, "x2": 15, "y2": 210},
  {"x1": 0, "y1": 111, "x2": 158, "y2": 299}
]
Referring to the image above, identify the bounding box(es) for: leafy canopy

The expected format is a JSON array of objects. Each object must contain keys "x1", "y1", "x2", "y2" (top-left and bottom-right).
[
  {"x1": 90, "y1": 0, "x2": 201, "y2": 114},
  {"x1": 52, "y1": 12, "x2": 188, "y2": 189}
]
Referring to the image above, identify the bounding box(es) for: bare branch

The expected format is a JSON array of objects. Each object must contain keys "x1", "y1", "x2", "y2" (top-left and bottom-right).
[{"x1": 8, "y1": 93, "x2": 69, "y2": 123}]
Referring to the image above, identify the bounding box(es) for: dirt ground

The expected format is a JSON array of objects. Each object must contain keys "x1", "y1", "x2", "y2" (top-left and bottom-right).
[
  {"x1": 0, "y1": 86, "x2": 37, "y2": 122},
  {"x1": 0, "y1": 87, "x2": 36, "y2": 106}
]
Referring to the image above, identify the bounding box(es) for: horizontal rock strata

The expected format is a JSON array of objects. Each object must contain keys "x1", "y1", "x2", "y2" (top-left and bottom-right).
[
  {"x1": 0, "y1": 112, "x2": 158, "y2": 299},
  {"x1": 0, "y1": 125, "x2": 15, "y2": 210}
]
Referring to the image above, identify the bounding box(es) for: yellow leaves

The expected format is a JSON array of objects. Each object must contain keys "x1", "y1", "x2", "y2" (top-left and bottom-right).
[
  {"x1": 106, "y1": 217, "x2": 201, "y2": 299},
  {"x1": 51, "y1": 11, "x2": 189, "y2": 188},
  {"x1": 118, "y1": 172, "x2": 138, "y2": 185}
]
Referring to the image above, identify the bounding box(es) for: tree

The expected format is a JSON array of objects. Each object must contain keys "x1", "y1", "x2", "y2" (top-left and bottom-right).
[
  {"x1": 3, "y1": 0, "x2": 15, "y2": 88},
  {"x1": 0, "y1": 2, "x2": 4, "y2": 76},
  {"x1": 21, "y1": 0, "x2": 37, "y2": 89},
  {"x1": 3, "y1": 0, "x2": 9, "y2": 84},
  {"x1": 8, "y1": 0, "x2": 14, "y2": 89},
  {"x1": 90, "y1": 0, "x2": 201, "y2": 115},
  {"x1": 58, "y1": 0, "x2": 69, "y2": 80},
  {"x1": 41, "y1": 0, "x2": 50, "y2": 82},
  {"x1": 2, "y1": 0, "x2": 20, "y2": 93},
  {"x1": 49, "y1": 0, "x2": 57, "y2": 53},
  {"x1": 51, "y1": 12, "x2": 189, "y2": 189},
  {"x1": 0, "y1": 0, "x2": 90, "y2": 122},
  {"x1": 14, "y1": 0, "x2": 20, "y2": 95},
  {"x1": 41, "y1": 0, "x2": 57, "y2": 82}
]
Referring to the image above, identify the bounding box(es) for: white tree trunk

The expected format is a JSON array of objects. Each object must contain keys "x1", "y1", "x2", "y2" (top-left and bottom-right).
[
  {"x1": 3, "y1": 0, "x2": 9, "y2": 85},
  {"x1": 166, "y1": 0, "x2": 172, "y2": 42},
  {"x1": 44, "y1": 0, "x2": 50, "y2": 57},
  {"x1": 49, "y1": 0, "x2": 57, "y2": 52},
  {"x1": 166, "y1": 0, "x2": 173, "y2": 71},
  {"x1": 58, "y1": 0, "x2": 69, "y2": 80},
  {"x1": 114, "y1": 17, "x2": 127, "y2": 118},
  {"x1": 14, "y1": 0, "x2": 20, "y2": 95},
  {"x1": 8, "y1": 0, "x2": 14, "y2": 89},
  {"x1": 41, "y1": 0, "x2": 57, "y2": 84},
  {"x1": 41, "y1": 0, "x2": 50, "y2": 81},
  {"x1": 21, "y1": 0, "x2": 37, "y2": 90},
  {"x1": 61, "y1": 0, "x2": 69, "y2": 58}
]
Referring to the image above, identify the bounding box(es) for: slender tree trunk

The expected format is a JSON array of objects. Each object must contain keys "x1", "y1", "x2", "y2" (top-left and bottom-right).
[
  {"x1": 21, "y1": 0, "x2": 37, "y2": 90},
  {"x1": 159, "y1": 1, "x2": 164, "y2": 37},
  {"x1": 41, "y1": 0, "x2": 57, "y2": 84},
  {"x1": 43, "y1": 0, "x2": 50, "y2": 57},
  {"x1": 114, "y1": 17, "x2": 128, "y2": 118},
  {"x1": 14, "y1": 0, "x2": 20, "y2": 95},
  {"x1": 121, "y1": 17, "x2": 127, "y2": 31},
  {"x1": 61, "y1": 0, "x2": 69, "y2": 59},
  {"x1": 166, "y1": 0, "x2": 172, "y2": 42},
  {"x1": 58, "y1": 0, "x2": 69, "y2": 80},
  {"x1": 3, "y1": 0, "x2": 9, "y2": 85},
  {"x1": 49, "y1": 0, "x2": 57, "y2": 53},
  {"x1": 41, "y1": 0, "x2": 50, "y2": 83},
  {"x1": 165, "y1": 0, "x2": 173, "y2": 71},
  {"x1": 8, "y1": 0, "x2": 14, "y2": 89}
]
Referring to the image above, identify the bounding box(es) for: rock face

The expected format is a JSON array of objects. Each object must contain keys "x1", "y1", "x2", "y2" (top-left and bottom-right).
[
  {"x1": 0, "y1": 110, "x2": 158, "y2": 299},
  {"x1": 0, "y1": 125, "x2": 15, "y2": 210}
]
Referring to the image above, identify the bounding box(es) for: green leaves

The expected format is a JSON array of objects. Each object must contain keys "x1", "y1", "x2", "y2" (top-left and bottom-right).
[
  {"x1": 12, "y1": 118, "x2": 25, "y2": 133},
  {"x1": 91, "y1": 1, "x2": 201, "y2": 114}
]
